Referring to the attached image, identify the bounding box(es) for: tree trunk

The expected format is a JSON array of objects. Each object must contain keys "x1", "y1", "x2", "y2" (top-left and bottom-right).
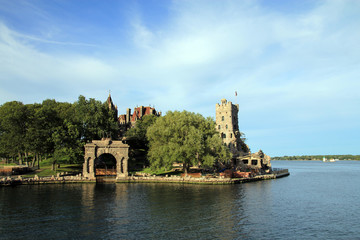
[
  {"x1": 31, "y1": 154, "x2": 36, "y2": 168},
  {"x1": 18, "y1": 152, "x2": 23, "y2": 165},
  {"x1": 52, "y1": 160, "x2": 57, "y2": 171},
  {"x1": 183, "y1": 163, "x2": 188, "y2": 176},
  {"x1": 38, "y1": 154, "x2": 40, "y2": 169},
  {"x1": 25, "y1": 152, "x2": 29, "y2": 166}
]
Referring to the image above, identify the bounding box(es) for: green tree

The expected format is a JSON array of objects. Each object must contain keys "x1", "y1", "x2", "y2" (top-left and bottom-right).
[
  {"x1": 0, "y1": 101, "x2": 28, "y2": 164},
  {"x1": 73, "y1": 95, "x2": 119, "y2": 141},
  {"x1": 125, "y1": 114, "x2": 158, "y2": 170},
  {"x1": 0, "y1": 95, "x2": 121, "y2": 169},
  {"x1": 146, "y1": 111, "x2": 231, "y2": 174},
  {"x1": 125, "y1": 114, "x2": 158, "y2": 150},
  {"x1": 25, "y1": 100, "x2": 66, "y2": 167}
]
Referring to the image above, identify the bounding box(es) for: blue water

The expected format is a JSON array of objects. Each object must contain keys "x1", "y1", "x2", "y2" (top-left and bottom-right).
[{"x1": 1, "y1": 160, "x2": 360, "y2": 239}]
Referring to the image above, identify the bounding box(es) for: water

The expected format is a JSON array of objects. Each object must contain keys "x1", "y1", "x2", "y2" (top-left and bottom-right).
[{"x1": 1, "y1": 160, "x2": 360, "y2": 240}]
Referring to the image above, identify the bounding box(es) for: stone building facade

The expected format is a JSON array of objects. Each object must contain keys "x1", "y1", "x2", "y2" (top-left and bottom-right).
[
  {"x1": 118, "y1": 106, "x2": 161, "y2": 135},
  {"x1": 215, "y1": 99, "x2": 271, "y2": 172},
  {"x1": 105, "y1": 94, "x2": 161, "y2": 136}
]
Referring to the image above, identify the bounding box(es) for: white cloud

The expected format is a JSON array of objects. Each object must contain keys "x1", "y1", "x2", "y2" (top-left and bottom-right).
[{"x1": 0, "y1": 0, "x2": 359, "y2": 155}]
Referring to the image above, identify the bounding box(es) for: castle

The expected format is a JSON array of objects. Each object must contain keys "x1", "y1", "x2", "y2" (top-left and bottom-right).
[
  {"x1": 216, "y1": 99, "x2": 271, "y2": 172},
  {"x1": 106, "y1": 93, "x2": 161, "y2": 136},
  {"x1": 106, "y1": 94, "x2": 271, "y2": 172},
  {"x1": 118, "y1": 106, "x2": 161, "y2": 131}
]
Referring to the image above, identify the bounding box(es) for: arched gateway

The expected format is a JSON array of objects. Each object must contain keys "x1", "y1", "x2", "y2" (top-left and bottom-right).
[{"x1": 83, "y1": 138, "x2": 129, "y2": 180}]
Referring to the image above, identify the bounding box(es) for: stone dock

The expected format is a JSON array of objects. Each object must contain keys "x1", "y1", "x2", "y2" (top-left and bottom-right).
[
  {"x1": 120, "y1": 169, "x2": 289, "y2": 184},
  {"x1": 0, "y1": 169, "x2": 289, "y2": 186}
]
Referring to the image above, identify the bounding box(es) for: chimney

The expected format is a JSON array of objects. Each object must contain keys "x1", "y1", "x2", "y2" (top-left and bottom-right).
[
  {"x1": 126, "y1": 108, "x2": 131, "y2": 123},
  {"x1": 140, "y1": 106, "x2": 144, "y2": 118}
]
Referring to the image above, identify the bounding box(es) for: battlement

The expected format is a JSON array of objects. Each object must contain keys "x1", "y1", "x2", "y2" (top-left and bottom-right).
[{"x1": 216, "y1": 99, "x2": 239, "y2": 111}]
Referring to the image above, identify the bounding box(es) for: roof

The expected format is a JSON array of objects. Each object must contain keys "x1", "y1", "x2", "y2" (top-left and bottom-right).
[{"x1": 131, "y1": 106, "x2": 156, "y2": 122}]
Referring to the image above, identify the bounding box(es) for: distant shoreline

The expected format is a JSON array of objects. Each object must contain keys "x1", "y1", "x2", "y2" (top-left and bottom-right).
[
  {"x1": 272, "y1": 155, "x2": 360, "y2": 161},
  {"x1": 272, "y1": 159, "x2": 360, "y2": 161}
]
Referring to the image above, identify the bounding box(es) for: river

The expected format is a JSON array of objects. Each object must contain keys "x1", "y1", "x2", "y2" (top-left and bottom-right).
[{"x1": 1, "y1": 160, "x2": 360, "y2": 239}]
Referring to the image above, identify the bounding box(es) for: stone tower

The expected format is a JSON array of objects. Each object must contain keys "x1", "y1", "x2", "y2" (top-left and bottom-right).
[
  {"x1": 216, "y1": 98, "x2": 271, "y2": 172},
  {"x1": 215, "y1": 99, "x2": 241, "y2": 155}
]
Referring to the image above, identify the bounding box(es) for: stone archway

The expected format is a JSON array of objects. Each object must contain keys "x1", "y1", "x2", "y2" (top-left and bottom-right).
[
  {"x1": 82, "y1": 138, "x2": 129, "y2": 180},
  {"x1": 94, "y1": 153, "x2": 117, "y2": 176}
]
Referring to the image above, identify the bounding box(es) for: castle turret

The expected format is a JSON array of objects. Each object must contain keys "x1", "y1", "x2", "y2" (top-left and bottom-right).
[{"x1": 107, "y1": 93, "x2": 118, "y2": 119}]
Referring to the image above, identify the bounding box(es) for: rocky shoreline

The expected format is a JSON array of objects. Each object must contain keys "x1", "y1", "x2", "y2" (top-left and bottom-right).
[{"x1": 0, "y1": 169, "x2": 289, "y2": 186}]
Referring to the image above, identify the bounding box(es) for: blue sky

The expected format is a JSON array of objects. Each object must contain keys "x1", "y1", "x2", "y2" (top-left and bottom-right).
[{"x1": 0, "y1": 0, "x2": 359, "y2": 157}]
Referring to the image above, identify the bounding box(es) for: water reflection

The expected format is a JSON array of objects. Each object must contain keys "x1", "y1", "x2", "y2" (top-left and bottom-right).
[
  {"x1": 76, "y1": 183, "x2": 249, "y2": 240},
  {"x1": 2, "y1": 162, "x2": 360, "y2": 240}
]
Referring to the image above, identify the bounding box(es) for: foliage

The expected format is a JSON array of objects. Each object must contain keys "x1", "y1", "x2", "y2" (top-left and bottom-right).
[
  {"x1": 146, "y1": 111, "x2": 231, "y2": 173},
  {"x1": 0, "y1": 101, "x2": 28, "y2": 160},
  {"x1": 125, "y1": 114, "x2": 159, "y2": 170},
  {"x1": 0, "y1": 95, "x2": 119, "y2": 165},
  {"x1": 73, "y1": 95, "x2": 119, "y2": 142},
  {"x1": 125, "y1": 114, "x2": 158, "y2": 150}
]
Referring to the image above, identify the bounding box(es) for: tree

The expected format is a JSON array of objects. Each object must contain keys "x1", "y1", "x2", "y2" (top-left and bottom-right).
[
  {"x1": 125, "y1": 115, "x2": 158, "y2": 169},
  {"x1": 0, "y1": 95, "x2": 121, "y2": 169},
  {"x1": 73, "y1": 95, "x2": 119, "y2": 142},
  {"x1": 146, "y1": 111, "x2": 231, "y2": 173},
  {"x1": 0, "y1": 101, "x2": 28, "y2": 164},
  {"x1": 125, "y1": 114, "x2": 158, "y2": 150}
]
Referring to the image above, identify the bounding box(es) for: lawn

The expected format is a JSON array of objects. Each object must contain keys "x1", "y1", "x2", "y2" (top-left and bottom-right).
[
  {"x1": 134, "y1": 167, "x2": 183, "y2": 176},
  {"x1": 21, "y1": 164, "x2": 83, "y2": 178},
  {"x1": 16, "y1": 158, "x2": 83, "y2": 178}
]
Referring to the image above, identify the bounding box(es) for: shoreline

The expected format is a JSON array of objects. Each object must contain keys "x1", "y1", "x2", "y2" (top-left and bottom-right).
[{"x1": 0, "y1": 170, "x2": 289, "y2": 186}]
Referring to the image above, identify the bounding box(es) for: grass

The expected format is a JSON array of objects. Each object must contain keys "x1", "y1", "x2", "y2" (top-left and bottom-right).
[
  {"x1": 0, "y1": 163, "x2": 16, "y2": 167},
  {"x1": 16, "y1": 157, "x2": 83, "y2": 178},
  {"x1": 21, "y1": 164, "x2": 82, "y2": 178},
  {"x1": 134, "y1": 167, "x2": 182, "y2": 176}
]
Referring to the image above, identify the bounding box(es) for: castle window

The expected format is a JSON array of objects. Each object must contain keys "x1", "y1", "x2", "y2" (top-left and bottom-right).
[
  {"x1": 251, "y1": 160, "x2": 258, "y2": 165},
  {"x1": 226, "y1": 125, "x2": 228, "y2": 129},
  {"x1": 222, "y1": 116, "x2": 224, "y2": 121},
  {"x1": 230, "y1": 133, "x2": 233, "y2": 138},
  {"x1": 218, "y1": 125, "x2": 221, "y2": 130},
  {"x1": 243, "y1": 160, "x2": 248, "y2": 164},
  {"x1": 222, "y1": 133, "x2": 226, "y2": 139}
]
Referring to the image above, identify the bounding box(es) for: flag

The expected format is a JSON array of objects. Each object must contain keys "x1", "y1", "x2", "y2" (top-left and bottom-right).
[{"x1": 235, "y1": 91, "x2": 237, "y2": 96}]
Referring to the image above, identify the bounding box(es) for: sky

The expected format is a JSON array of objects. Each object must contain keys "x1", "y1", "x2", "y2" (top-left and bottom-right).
[{"x1": 0, "y1": 0, "x2": 359, "y2": 157}]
